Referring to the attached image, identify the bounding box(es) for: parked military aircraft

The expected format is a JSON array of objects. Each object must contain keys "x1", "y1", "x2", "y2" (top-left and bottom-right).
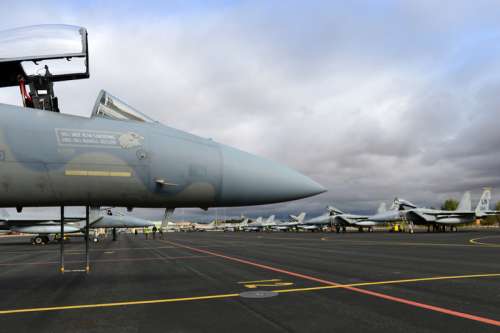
[
  {"x1": 193, "y1": 221, "x2": 221, "y2": 232},
  {"x1": 397, "y1": 189, "x2": 494, "y2": 232},
  {"x1": 0, "y1": 24, "x2": 325, "y2": 210},
  {"x1": 267, "y1": 213, "x2": 306, "y2": 231},
  {"x1": 300, "y1": 210, "x2": 332, "y2": 231},
  {"x1": 301, "y1": 203, "x2": 398, "y2": 232},
  {"x1": 0, "y1": 208, "x2": 154, "y2": 244},
  {"x1": 243, "y1": 215, "x2": 277, "y2": 231},
  {"x1": 326, "y1": 203, "x2": 391, "y2": 232}
]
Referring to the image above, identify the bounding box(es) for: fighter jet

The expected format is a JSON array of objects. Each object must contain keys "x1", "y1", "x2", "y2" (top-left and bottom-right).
[
  {"x1": 0, "y1": 207, "x2": 154, "y2": 244},
  {"x1": 0, "y1": 24, "x2": 325, "y2": 272},
  {"x1": 299, "y1": 210, "x2": 331, "y2": 231},
  {"x1": 193, "y1": 221, "x2": 220, "y2": 232},
  {"x1": 244, "y1": 215, "x2": 277, "y2": 231},
  {"x1": 327, "y1": 203, "x2": 394, "y2": 232},
  {"x1": 270, "y1": 212, "x2": 306, "y2": 231},
  {"x1": 0, "y1": 25, "x2": 325, "y2": 211},
  {"x1": 301, "y1": 203, "x2": 398, "y2": 232},
  {"x1": 396, "y1": 189, "x2": 494, "y2": 232}
]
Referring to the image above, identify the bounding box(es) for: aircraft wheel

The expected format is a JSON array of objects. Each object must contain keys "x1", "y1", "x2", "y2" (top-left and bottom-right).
[{"x1": 33, "y1": 236, "x2": 44, "y2": 245}]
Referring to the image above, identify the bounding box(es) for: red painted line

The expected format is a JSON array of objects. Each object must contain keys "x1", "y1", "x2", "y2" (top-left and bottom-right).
[
  {"x1": 0, "y1": 255, "x2": 211, "y2": 266},
  {"x1": 165, "y1": 240, "x2": 500, "y2": 327}
]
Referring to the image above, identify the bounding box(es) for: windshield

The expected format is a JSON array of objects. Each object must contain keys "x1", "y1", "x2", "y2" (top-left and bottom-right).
[{"x1": 91, "y1": 90, "x2": 156, "y2": 123}]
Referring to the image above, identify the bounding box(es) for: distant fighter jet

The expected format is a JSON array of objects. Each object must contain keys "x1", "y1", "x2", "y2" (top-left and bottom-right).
[
  {"x1": 302, "y1": 203, "x2": 399, "y2": 232},
  {"x1": 327, "y1": 203, "x2": 396, "y2": 232},
  {"x1": 268, "y1": 212, "x2": 306, "y2": 231},
  {"x1": 0, "y1": 208, "x2": 154, "y2": 244},
  {"x1": 395, "y1": 189, "x2": 495, "y2": 232},
  {"x1": 242, "y1": 215, "x2": 279, "y2": 231}
]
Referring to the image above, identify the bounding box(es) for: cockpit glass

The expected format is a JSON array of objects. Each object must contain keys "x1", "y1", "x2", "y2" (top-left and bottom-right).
[
  {"x1": 0, "y1": 24, "x2": 86, "y2": 60},
  {"x1": 91, "y1": 90, "x2": 156, "y2": 123}
]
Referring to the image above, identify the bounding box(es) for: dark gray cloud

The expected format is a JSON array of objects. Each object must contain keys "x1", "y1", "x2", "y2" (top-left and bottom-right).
[{"x1": 1, "y1": 1, "x2": 500, "y2": 220}]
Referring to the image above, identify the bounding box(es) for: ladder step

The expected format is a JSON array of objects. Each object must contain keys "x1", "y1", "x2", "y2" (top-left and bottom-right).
[{"x1": 64, "y1": 269, "x2": 87, "y2": 273}]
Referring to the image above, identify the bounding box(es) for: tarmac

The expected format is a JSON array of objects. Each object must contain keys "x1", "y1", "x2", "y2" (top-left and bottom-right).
[{"x1": 0, "y1": 230, "x2": 499, "y2": 332}]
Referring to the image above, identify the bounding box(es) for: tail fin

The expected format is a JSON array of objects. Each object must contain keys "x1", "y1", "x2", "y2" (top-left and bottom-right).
[
  {"x1": 457, "y1": 191, "x2": 471, "y2": 211},
  {"x1": 295, "y1": 212, "x2": 306, "y2": 223},
  {"x1": 327, "y1": 206, "x2": 344, "y2": 215},
  {"x1": 290, "y1": 212, "x2": 306, "y2": 223},
  {"x1": 255, "y1": 217, "x2": 263, "y2": 224},
  {"x1": 377, "y1": 202, "x2": 386, "y2": 214},
  {"x1": 266, "y1": 215, "x2": 275, "y2": 224},
  {"x1": 475, "y1": 188, "x2": 491, "y2": 215}
]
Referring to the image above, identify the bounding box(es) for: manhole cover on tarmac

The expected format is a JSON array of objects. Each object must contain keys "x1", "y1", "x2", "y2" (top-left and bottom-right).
[{"x1": 240, "y1": 291, "x2": 279, "y2": 299}]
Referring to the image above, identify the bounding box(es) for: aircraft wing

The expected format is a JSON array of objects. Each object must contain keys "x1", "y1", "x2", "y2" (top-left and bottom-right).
[
  {"x1": 333, "y1": 215, "x2": 357, "y2": 226},
  {"x1": 406, "y1": 210, "x2": 436, "y2": 223},
  {"x1": 91, "y1": 215, "x2": 154, "y2": 228}
]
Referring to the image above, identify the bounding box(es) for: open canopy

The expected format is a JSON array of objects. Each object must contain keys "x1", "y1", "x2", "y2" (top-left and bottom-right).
[
  {"x1": 91, "y1": 90, "x2": 156, "y2": 123},
  {"x1": 0, "y1": 24, "x2": 89, "y2": 88}
]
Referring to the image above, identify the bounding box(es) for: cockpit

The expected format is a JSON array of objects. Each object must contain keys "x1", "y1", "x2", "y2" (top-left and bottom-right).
[
  {"x1": 0, "y1": 24, "x2": 88, "y2": 112},
  {"x1": 91, "y1": 90, "x2": 156, "y2": 123},
  {"x1": 0, "y1": 24, "x2": 158, "y2": 124}
]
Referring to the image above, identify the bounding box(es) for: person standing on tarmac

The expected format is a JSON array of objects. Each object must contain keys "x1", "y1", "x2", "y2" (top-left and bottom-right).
[
  {"x1": 134, "y1": 229, "x2": 138, "y2": 237},
  {"x1": 152, "y1": 226, "x2": 157, "y2": 239},
  {"x1": 143, "y1": 227, "x2": 149, "y2": 240},
  {"x1": 159, "y1": 227, "x2": 164, "y2": 239}
]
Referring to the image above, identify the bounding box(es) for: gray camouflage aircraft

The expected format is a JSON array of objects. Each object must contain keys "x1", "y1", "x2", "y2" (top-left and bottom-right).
[
  {"x1": 0, "y1": 25, "x2": 325, "y2": 213},
  {"x1": 302, "y1": 203, "x2": 399, "y2": 232},
  {"x1": 0, "y1": 24, "x2": 325, "y2": 271},
  {"x1": 396, "y1": 189, "x2": 495, "y2": 232},
  {"x1": 0, "y1": 208, "x2": 154, "y2": 244},
  {"x1": 327, "y1": 203, "x2": 392, "y2": 232}
]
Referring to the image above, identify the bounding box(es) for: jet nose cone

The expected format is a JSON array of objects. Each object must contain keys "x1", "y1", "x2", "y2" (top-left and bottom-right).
[{"x1": 218, "y1": 145, "x2": 326, "y2": 206}]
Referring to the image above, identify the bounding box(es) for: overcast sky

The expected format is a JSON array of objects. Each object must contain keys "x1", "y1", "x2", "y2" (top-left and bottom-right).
[{"x1": 1, "y1": 1, "x2": 500, "y2": 221}]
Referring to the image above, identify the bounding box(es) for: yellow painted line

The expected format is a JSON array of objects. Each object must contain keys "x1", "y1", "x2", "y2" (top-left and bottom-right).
[
  {"x1": 0, "y1": 293, "x2": 240, "y2": 315},
  {"x1": 469, "y1": 236, "x2": 500, "y2": 247},
  {"x1": 245, "y1": 282, "x2": 294, "y2": 288},
  {"x1": 65, "y1": 170, "x2": 131, "y2": 177},
  {"x1": 65, "y1": 170, "x2": 87, "y2": 176},
  {"x1": 250, "y1": 236, "x2": 473, "y2": 247},
  {"x1": 238, "y1": 279, "x2": 282, "y2": 284},
  {"x1": 0, "y1": 273, "x2": 500, "y2": 315},
  {"x1": 273, "y1": 273, "x2": 500, "y2": 294},
  {"x1": 1, "y1": 273, "x2": 499, "y2": 315},
  {"x1": 109, "y1": 171, "x2": 132, "y2": 177}
]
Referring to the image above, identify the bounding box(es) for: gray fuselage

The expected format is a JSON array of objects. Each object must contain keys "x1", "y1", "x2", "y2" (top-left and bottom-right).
[{"x1": 0, "y1": 104, "x2": 325, "y2": 208}]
